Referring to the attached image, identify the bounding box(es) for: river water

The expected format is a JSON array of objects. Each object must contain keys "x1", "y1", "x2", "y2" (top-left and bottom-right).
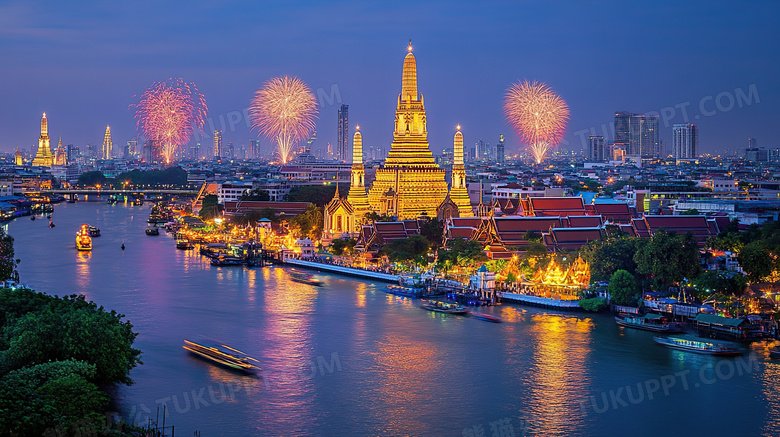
[{"x1": 7, "y1": 202, "x2": 780, "y2": 436}]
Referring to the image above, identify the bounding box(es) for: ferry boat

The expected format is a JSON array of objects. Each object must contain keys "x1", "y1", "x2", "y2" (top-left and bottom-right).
[
  {"x1": 210, "y1": 256, "x2": 244, "y2": 266},
  {"x1": 383, "y1": 284, "x2": 424, "y2": 298},
  {"x1": 75, "y1": 224, "x2": 92, "y2": 251},
  {"x1": 289, "y1": 270, "x2": 324, "y2": 286},
  {"x1": 176, "y1": 241, "x2": 194, "y2": 250},
  {"x1": 420, "y1": 300, "x2": 469, "y2": 315},
  {"x1": 182, "y1": 340, "x2": 260, "y2": 373},
  {"x1": 470, "y1": 312, "x2": 502, "y2": 323},
  {"x1": 615, "y1": 314, "x2": 685, "y2": 333},
  {"x1": 653, "y1": 336, "x2": 742, "y2": 356},
  {"x1": 145, "y1": 227, "x2": 159, "y2": 236}
]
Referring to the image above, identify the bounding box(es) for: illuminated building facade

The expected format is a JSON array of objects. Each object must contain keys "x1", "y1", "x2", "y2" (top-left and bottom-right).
[
  {"x1": 337, "y1": 104, "x2": 348, "y2": 162},
  {"x1": 447, "y1": 126, "x2": 473, "y2": 217},
  {"x1": 672, "y1": 123, "x2": 698, "y2": 159},
  {"x1": 54, "y1": 137, "x2": 67, "y2": 165},
  {"x1": 102, "y1": 125, "x2": 113, "y2": 159},
  {"x1": 213, "y1": 130, "x2": 223, "y2": 158},
  {"x1": 366, "y1": 42, "x2": 448, "y2": 219},
  {"x1": 587, "y1": 135, "x2": 605, "y2": 161},
  {"x1": 32, "y1": 113, "x2": 55, "y2": 167},
  {"x1": 14, "y1": 148, "x2": 23, "y2": 166}
]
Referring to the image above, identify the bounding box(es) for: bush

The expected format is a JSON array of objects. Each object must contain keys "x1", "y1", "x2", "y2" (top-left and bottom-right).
[{"x1": 579, "y1": 297, "x2": 608, "y2": 312}]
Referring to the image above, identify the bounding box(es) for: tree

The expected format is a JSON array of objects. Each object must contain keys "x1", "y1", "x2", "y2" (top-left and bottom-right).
[
  {"x1": 285, "y1": 185, "x2": 347, "y2": 207},
  {"x1": 364, "y1": 211, "x2": 395, "y2": 223},
  {"x1": 239, "y1": 189, "x2": 270, "y2": 201},
  {"x1": 579, "y1": 297, "x2": 608, "y2": 312},
  {"x1": 608, "y1": 270, "x2": 640, "y2": 306},
  {"x1": 330, "y1": 238, "x2": 356, "y2": 256},
  {"x1": 690, "y1": 270, "x2": 748, "y2": 298},
  {"x1": 113, "y1": 166, "x2": 188, "y2": 188},
  {"x1": 436, "y1": 239, "x2": 487, "y2": 271},
  {"x1": 523, "y1": 231, "x2": 542, "y2": 243},
  {"x1": 738, "y1": 241, "x2": 774, "y2": 282},
  {"x1": 634, "y1": 230, "x2": 701, "y2": 291},
  {"x1": 77, "y1": 171, "x2": 108, "y2": 188},
  {"x1": 383, "y1": 234, "x2": 431, "y2": 265},
  {"x1": 0, "y1": 227, "x2": 19, "y2": 282},
  {"x1": 418, "y1": 218, "x2": 444, "y2": 249},
  {"x1": 199, "y1": 194, "x2": 221, "y2": 220},
  {"x1": 680, "y1": 208, "x2": 700, "y2": 215},
  {"x1": 288, "y1": 204, "x2": 323, "y2": 240},
  {"x1": 580, "y1": 235, "x2": 640, "y2": 282}
]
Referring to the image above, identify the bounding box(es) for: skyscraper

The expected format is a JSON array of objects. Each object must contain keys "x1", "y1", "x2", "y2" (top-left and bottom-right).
[
  {"x1": 588, "y1": 135, "x2": 605, "y2": 161},
  {"x1": 613, "y1": 112, "x2": 632, "y2": 152},
  {"x1": 672, "y1": 124, "x2": 698, "y2": 159},
  {"x1": 496, "y1": 134, "x2": 505, "y2": 166},
  {"x1": 249, "y1": 139, "x2": 259, "y2": 159},
  {"x1": 213, "y1": 130, "x2": 222, "y2": 158},
  {"x1": 616, "y1": 113, "x2": 660, "y2": 158},
  {"x1": 337, "y1": 104, "x2": 348, "y2": 162},
  {"x1": 226, "y1": 141, "x2": 235, "y2": 160},
  {"x1": 102, "y1": 125, "x2": 113, "y2": 159}
]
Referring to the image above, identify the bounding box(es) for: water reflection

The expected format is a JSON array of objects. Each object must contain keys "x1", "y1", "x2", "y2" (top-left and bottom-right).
[
  {"x1": 763, "y1": 359, "x2": 780, "y2": 436},
  {"x1": 525, "y1": 314, "x2": 594, "y2": 435},
  {"x1": 75, "y1": 250, "x2": 91, "y2": 294}
]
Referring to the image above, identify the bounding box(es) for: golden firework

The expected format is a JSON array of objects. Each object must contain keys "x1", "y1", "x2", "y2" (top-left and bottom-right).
[{"x1": 504, "y1": 81, "x2": 569, "y2": 164}]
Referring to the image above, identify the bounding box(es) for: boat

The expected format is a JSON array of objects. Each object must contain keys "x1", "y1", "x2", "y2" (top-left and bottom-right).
[
  {"x1": 182, "y1": 340, "x2": 260, "y2": 373},
  {"x1": 107, "y1": 196, "x2": 118, "y2": 205},
  {"x1": 289, "y1": 269, "x2": 324, "y2": 286},
  {"x1": 145, "y1": 227, "x2": 159, "y2": 236},
  {"x1": 75, "y1": 224, "x2": 92, "y2": 251},
  {"x1": 176, "y1": 241, "x2": 194, "y2": 250},
  {"x1": 615, "y1": 314, "x2": 685, "y2": 333},
  {"x1": 770, "y1": 348, "x2": 780, "y2": 359},
  {"x1": 30, "y1": 215, "x2": 35, "y2": 221},
  {"x1": 383, "y1": 284, "x2": 424, "y2": 298},
  {"x1": 420, "y1": 300, "x2": 469, "y2": 315},
  {"x1": 210, "y1": 256, "x2": 244, "y2": 266},
  {"x1": 88, "y1": 226, "x2": 101, "y2": 237},
  {"x1": 470, "y1": 312, "x2": 502, "y2": 323},
  {"x1": 48, "y1": 221, "x2": 55, "y2": 228},
  {"x1": 653, "y1": 336, "x2": 742, "y2": 356}
]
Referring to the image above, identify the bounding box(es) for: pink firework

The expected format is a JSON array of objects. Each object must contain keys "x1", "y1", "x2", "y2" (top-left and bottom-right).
[
  {"x1": 132, "y1": 78, "x2": 207, "y2": 164},
  {"x1": 504, "y1": 80, "x2": 569, "y2": 164},
  {"x1": 249, "y1": 76, "x2": 318, "y2": 164}
]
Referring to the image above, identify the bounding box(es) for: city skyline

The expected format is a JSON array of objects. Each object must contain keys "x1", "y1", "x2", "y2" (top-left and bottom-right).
[{"x1": 1, "y1": 1, "x2": 777, "y2": 158}]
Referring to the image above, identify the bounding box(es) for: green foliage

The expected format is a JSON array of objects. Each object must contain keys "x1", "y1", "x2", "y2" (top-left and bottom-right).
[
  {"x1": 199, "y1": 194, "x2": 221, "y2": 220},
  {"x1": 285, "y1": 184, "x2": 347, "y2": 207},
  {"x1": 634, "y1": 230, "x2": 701, "y2": 290},
  {"x1": 0, "y1": 227, "x2": 18, "y2": 283},
  {"x1": 690, "y1": 270, "x2": 748, "y2": 298},
  {"x1": 288, "y1": 204, "x2": 323, "y2": 240},
  {"x1": 608, "y1": 270, "x2": 640, "y2": 307},
  {"x1": 485, "y1": 259, "x2": 508, "y2": 273},
  {"x1": 523, "y1": 231, "x2": 542, "y2": 243},
  {"x1": 680, "y1": 208, "x2": 700, "y2": 215},
  {"x1": 579, "y1": 297, "x2": 608, "y2": 312},
  {"x1": 383, "y1": 234, "x2": 431, "y2": 265},
  {"x1": 77, "y1": 171, "x2": 108, "y2": 188},
  {"x1": 330, "y1": 238, "x2": 357, "y2": 256},
  {"x1": 418, "y1": 218, "x2": 444, "y2": 248},
  {"x1": 436, "y1": 239, "x2": 487, "y2": 271},
  {"x1": 230, "y1": 209, "x2": 277, "y2": 227},
  {"x1": 738, "y1": 241, "x2": 774, "y2": 282},
  {"x1": 580, "y1": 235, "x2": 639, "y2": 282},
  {"x1": 113, "y1": 166, "x2": 188, "y2": 188},
  {"x1": 364, "y1": 211, "x2": 396, "y2": 223},
  {"x1": 505, "y1": 271, "x2": 517, "y2": 284},
  {"x1": 239, "y1": 188, "x2": 270, "y2": 201}
]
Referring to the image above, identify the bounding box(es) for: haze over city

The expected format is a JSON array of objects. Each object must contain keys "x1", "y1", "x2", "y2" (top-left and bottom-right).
[{"x1": 1, "y1": 0, "x2": 777, "y2": 156}]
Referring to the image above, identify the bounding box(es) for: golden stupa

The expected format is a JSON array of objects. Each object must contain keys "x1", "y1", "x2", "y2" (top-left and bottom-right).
[{"x1": 367, "y1": 41, "x2": 449, "y2": 219}]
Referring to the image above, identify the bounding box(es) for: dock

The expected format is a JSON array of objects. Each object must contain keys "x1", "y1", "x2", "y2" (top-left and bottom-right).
[
  {"x1": 501, "y1": 292, "x2": 582, "y2": 311},
  {"x1": 283, "y1": 259, "x2": 399, "y2": 283}
]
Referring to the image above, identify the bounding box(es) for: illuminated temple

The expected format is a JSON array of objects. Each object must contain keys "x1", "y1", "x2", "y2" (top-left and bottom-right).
[
  {"x1": 324, "y1": 42, "x2": 473, "y2": 238},
  {"x1": 367, "y1": 42, "x2": 449, "y2": 220},
  {"x1": 32, "y1": 113, "x2": 55, "y2": 167}
]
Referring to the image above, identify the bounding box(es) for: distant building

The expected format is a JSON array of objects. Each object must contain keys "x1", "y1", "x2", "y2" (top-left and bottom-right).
[
  {"x1": 102, "y1": 126, "x2": 113, "y2": 159},
  {"x1": 613, "y1": 111, "x2": 632, "y2": 152},
  {"x1": 496, "y1": 134, "x2": 505, "y2": 166},
  {"x1": 615, "y1": 112, "x2": 660, "y2": 158},
  {"x1": 213, "y1": 130, "x2": 222, "y2": 158},
  {"x1": 249, "y1": 139, "x2": 259, "y2": 159},
  {"x1": 587, "y1": 135, "x2": 605, "y2": 161},
  {"x1": 746, "y1": 147, "x2": 769, "y2": 163},
  {"x1": 226, "y1": 141, "x2": 235, "y2": 160},
  {"x1": 748, "y1": 137, "x2": 757, "y2": 148},
  {"x1": 672, "y1": 123, "x2": 698, "y2": 159},
  {"x1": 337, "y1": 103, "x2": 348, "y2": 162}
]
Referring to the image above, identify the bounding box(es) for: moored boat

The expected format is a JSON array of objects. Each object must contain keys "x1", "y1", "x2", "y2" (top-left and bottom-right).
[
  {"x1": 145, "y1": 227, "x2": 159, "y2": 236},
  {"x1": 211, "y1": 256, "x2": 244, "y2": 266},
  {"x1": 182, "y1": 340, "x2": 260, "y2": 373},
  {"x1": 421, "y1": 300, "x2": 468, "y2": 315},
  {"x1": 88, "y1": 225, "x2": 101, "y2": 237},
  {"x1": 383, "y1": 284, "x2": 424, "y2": 298},
  {"x1": 653, "y1": 336, "x2": 742, "y2": 356},
  {"x1": 176, "y1": 241, "x2": 194, "y2": 250},
  {"x1": 770, "y1": 348, "x2": 780, "y2": 359},
  {"x1": 615, "y1": 314, "x2": 685, "y2": 333},
  {"x1": 289, "y1": 270, "x2": 324, "y2": 286},
  {"x1": 75, "y1": 224, "x2": 92, "y2": 251}
]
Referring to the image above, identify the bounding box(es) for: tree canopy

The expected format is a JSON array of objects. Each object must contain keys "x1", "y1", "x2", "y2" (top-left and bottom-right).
[
  {"x1": 285, "y1": 184, "x2": 348, "y2": 207},
  {"x1": 239, "y1": 188, "x2": 270, "y2": 201},
  {"x1": 608, "y1": 270, "x2": 640, "y2": 306},
  {"x1": 383, "y1": 234, "x2": 431, "y2": 265},
  {"x1": 634, "y1": 230, "x2": 701, "y2": 291},
  {"x1": 113, "y1": 166, "x2": 188, "y2": 188},
  {"x1": 288, "y1": 204, "x2": 323, "y2": 240},
  {"x1": 77, "y1": 171, "x2": 108, "y2": 188}
]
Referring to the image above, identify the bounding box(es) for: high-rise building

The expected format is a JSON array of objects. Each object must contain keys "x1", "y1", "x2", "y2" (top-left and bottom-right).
[
  {"x1": 672, "y1": 124, "x2": 698, "y2": 159},
  {"x1": 587, "y1": 136, "x2": 605, "y2": 161},
  {"x1": 748, "y1": 137, "x2": 757, "y2": 148},
  {"x1": 616, "y1": 112, "x2": 660, "y2": 158},
  {"x1": 337, "y1": 104, "x2": 349, "y2": 162},
  {"x1": 32, "y1": 113, "x2": 54, "y2": 166},
  {"x1": 496, "y1": 134, "x2": 505, "y2": 166},
  {"x1": 213, "y1": 130, "x2": 222, "y2": 158},
  {"x1": 226, "y1": 141, "x2": 235, "y2": 160},
  {"x1": 613, "y1": 112, "x2": 632, "y2": 152},
  {"x1": 102, "y1": 125, "x2": 113, "y2": 159},
  {"x1": 66, "y1": 144, "x2": 79, "y2": 162},
  {"x1": 249, "y1": 139, "x2": 259, "y2": 159},
  {"x1": 191, "y1": 142, "x2": 201, "y2": 160},
  {"x1": 125, "y1": 140, "x2": 137, "y2": 158}
]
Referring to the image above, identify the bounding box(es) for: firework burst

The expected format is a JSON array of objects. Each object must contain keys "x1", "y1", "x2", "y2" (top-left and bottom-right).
[
  {"x1": 504, "y1": 80, "x2": 569, "y2": 164},
  {"x1": 132, "y1": 78, "x2": 207, "y2": 164},
  {"x1": 249, "y1": 76, "x2": 318, "y2": 164}
]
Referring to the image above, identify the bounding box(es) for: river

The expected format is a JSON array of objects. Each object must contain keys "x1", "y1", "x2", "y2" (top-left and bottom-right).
[{"x1": 6, "y1": 202, "x2": 780, "y2": 436}]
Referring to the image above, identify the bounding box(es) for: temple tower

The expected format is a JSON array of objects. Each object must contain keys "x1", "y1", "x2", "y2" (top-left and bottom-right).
[
  {"x1": 449, "y1": 125, "x2": 473, "y2": 216},
  {"x1": 347, "y1": 126, "x2": 370, "y2": 220},
  {"x1": 32, "y1": 113, "x2": 54, "y2": 167}
]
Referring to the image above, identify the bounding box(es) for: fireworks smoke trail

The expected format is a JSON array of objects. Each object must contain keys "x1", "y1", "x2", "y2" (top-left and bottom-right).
[
  {"x1": 249, "y1": 76, "x2": 318, "y2": 164},
  {"x1": 132, "y1": 78, "x2": 207, "y2": 164},
  {"x1": 504, "y1": 80, "x2": 569, "y2": 164}
]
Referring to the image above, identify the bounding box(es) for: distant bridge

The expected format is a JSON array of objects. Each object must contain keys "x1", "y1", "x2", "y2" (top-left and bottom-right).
[{"x1": 36, "y1": 189, "x2": 199, "y2": 196}]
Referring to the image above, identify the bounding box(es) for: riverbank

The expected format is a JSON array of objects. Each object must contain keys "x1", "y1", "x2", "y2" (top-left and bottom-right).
[{"x1": 283, "y1": 258, "x2": 399, "y2": 283}]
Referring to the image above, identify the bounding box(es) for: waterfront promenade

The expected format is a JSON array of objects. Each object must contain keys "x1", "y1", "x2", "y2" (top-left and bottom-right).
[{"x1": 283, "y1": 258, "x2": 399, "y2": 283}]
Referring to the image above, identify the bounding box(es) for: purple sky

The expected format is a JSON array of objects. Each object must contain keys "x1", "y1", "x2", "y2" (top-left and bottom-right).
[{"x1": 1, "y1": 0, "x2": 778, "y2": 157}]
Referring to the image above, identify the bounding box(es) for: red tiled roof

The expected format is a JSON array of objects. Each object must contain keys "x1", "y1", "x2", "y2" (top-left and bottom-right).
[
  {"x1": 567, "y1": 215, "x2": 603, "y2": 227},
  {"x1": 593, "y1": 202, "x2": 634, "y2": 224},
  {"x1": 529, "y1": 197, "x2": 585, "y2": 213},
  {"x1": 546, "y1": 227, "x2": 604, "y2": 251},
  {"x1": 224, "y1": 201, "x2": 311, "y2": 216}
]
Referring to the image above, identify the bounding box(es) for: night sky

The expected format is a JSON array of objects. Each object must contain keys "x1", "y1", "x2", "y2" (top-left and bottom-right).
[{"x1": 1, "y1": 0, "x2": 778, "y2": 157}]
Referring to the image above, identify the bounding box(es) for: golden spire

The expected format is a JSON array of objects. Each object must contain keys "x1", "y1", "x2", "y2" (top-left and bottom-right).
[
  {"x1": 352, "y1": 125, "x2": 362, "y2": 165},
  {"x1": 454, "y1": 125, "x2": 464, "y2": 166},
  {"x1": 41, "y1": 113, "x2": 48, "y2": 135},
  {"x1": 401, "y1": 40, "x2": 417, "y2": 102}
]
